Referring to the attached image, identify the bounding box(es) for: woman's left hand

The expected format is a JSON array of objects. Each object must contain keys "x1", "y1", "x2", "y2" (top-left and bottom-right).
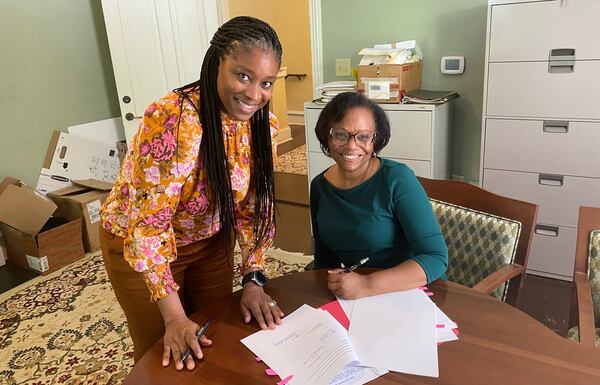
[
  {"x1": 327, "y1": 269, "x2": 371, "y2": 299},
  {"x1": 240, "y1": 284, "x2": 284, "y2": 330}
]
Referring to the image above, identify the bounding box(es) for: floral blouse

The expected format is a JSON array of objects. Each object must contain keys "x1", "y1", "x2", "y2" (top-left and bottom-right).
[{"x1": 101, "y1": 91, "x2": 278, "y2": 302}]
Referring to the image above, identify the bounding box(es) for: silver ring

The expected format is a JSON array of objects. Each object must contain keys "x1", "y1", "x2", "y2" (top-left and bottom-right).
[{"x1": 267, "y1": 300, "x2": 277, "y2": 307}]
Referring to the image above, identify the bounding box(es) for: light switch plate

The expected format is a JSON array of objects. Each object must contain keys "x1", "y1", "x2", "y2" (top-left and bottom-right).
[{"x1": 335, "y1": 58, "x2": 352, "y2": 76}]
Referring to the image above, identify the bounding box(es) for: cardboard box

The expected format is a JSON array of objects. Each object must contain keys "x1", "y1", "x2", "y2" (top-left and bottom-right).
[
  {"x1": 357, "y1": 61, "x2": 423, "y2": 103},
  {"x1": 0, "y1": 218, "x2": 84, "y2": 274},
  {"x1": 0, "y1": 177, "x2": 57, "y2": 235},
  {"x1": 41, "y1": 130, "x2": 121, "y2": 183},
  {"x1": 48, "y1": 179, "x2": 113, "y2": 252},
  {"x1": 0, "y1": 177, "x2": 84, "y2": 274}
]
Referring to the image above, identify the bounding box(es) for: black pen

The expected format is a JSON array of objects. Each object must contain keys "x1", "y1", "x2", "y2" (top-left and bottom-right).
[
  {"x1": 179, "y1": 319, "x2": 212, "y2": 363},
  {"x1": 343, "y1": 257, "x2": 370, "y2": 273}
]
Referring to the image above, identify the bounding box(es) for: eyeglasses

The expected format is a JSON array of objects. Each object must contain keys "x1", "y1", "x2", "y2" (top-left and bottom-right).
[{"x1": 329, "y1": 128, "x2": 376, "y2": 145}]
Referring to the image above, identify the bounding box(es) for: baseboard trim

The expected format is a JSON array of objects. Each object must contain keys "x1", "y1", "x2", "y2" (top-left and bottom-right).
[{"x1": 288, "y1": 110, "x2": 304, "y2": 125}]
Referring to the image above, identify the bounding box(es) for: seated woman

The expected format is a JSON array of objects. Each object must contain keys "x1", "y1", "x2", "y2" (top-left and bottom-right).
[{"x1": 310, "y1": 92, "x2": 448, "y2": 299}]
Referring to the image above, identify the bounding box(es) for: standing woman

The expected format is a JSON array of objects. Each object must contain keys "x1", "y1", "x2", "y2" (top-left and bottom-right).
[{"x1": 100, "y1": 16, "x2": 283, "y2": 370}]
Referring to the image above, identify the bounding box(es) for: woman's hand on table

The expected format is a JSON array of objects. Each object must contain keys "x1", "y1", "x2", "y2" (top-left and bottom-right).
[
  {"x1": 162, "y1": 316, "x2": 212, "y2": 371},
  {"x1": 327, "y1": 269, "x2": 372, "y2": 299},
  {"x1": 240, "y1": 284, "x2": 284, "y2": 330}
]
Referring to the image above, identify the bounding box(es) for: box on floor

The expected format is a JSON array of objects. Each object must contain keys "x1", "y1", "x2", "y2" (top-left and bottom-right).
[
  {"x1": 48, "y1": 179, "x2": 113, "y2": 253},
  {"x1": 0, "y1": 177, "x2": 84, "y2": 274}
]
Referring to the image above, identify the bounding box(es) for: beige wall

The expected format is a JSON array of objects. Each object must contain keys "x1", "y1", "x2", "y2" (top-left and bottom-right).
[{"x1": 227, "y1": 0, "x2": 313, "y2": 113}]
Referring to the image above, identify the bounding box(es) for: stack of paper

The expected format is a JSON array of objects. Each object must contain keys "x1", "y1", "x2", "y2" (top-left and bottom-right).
[
  {"x1": 241, "y1": 289, "x2": 458, "y2": 384},
  {"x1": 315, "y1": 81, "x2": 357, "y2": 104},
  {"x1": 358, "y1": 40, "x2": 423, "y2": 66}
]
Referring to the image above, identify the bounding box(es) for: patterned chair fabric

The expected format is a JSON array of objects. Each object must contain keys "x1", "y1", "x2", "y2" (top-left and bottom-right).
[
  {"x1": 566, "y1": 326, "x2": 600, "y2": 347},
  {"x1": 429, "y1": 199, "x2": 522, "y2": 301},
  {"x1": 566, "y1": 230, "x2": 600, "y2": 346},
  {"x1": 588, "y1": 230, "x2": 600, "y2": 327}
]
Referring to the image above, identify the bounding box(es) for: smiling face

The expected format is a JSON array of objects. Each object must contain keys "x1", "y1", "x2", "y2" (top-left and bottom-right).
[
  {"x1": 216, "y1": 46, "x2": 280, "y2": 121},
  {"x1": 328, "y1": 106, "x2": 377, "y2": 175}
]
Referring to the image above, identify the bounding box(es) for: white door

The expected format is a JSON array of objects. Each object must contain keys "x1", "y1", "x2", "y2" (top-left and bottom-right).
[{"x1": 101, "y1": 0, "x2": 221, "y2": 142}]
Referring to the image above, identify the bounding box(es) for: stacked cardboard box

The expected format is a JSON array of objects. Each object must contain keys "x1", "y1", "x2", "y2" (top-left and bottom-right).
[
  {"x1": 48, "y1": 179, "x2": 113, "y2": 252},
  {"x1": 0, "y1": 177, "x2": 84, "y2": 274},
  {"x1": 0, "y1": 122, "x2": 124, "y2": 274}
]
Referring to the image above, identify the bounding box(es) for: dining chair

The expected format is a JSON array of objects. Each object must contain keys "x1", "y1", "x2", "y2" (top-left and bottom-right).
[
  {"x1": 417, "y1": 177, "x2": 538, "y2": 305},
  {"x1": 567, "y1": 206, "x2": 600, "y2": 348}
]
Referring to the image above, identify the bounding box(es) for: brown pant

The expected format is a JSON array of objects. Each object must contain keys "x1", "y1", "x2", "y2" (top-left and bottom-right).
[{"x1": 100, "y1": 228, "x2": 233, "y2": 362}]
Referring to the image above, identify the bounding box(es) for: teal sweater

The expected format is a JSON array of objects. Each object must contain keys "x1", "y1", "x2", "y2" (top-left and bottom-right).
[{"x1": 310, "y1": 158, "x2": 448, "y2": 284}]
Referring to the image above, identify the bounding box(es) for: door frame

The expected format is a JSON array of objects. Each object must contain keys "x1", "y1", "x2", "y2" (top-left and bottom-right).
[{"x1": 309, "y1": 0, "x2": 323, "y2": 99}]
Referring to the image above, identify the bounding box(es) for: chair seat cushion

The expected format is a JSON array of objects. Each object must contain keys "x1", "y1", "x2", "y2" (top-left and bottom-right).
[
  {"x1": 566, "y1": 325, "x2": 600, "y2": 347},
  {"x1": 430, "y1": 199, "x2": 521, "y2": 300}
]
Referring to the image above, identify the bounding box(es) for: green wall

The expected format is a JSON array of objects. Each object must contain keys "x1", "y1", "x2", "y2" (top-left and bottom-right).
[
  {"x1": 322, "y1": 0, "x2": 487, "y2": 182},
  {"x1": 0, "y1": 0, "x2": 119, "y2": 187}
]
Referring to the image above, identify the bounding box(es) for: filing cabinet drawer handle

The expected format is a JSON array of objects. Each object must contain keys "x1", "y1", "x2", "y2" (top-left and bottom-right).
[
  {"x1": 543, "y1": 120, "x2": 569, "y2": 133},
  {"x1": 548, "y1": 48, "x2": 575, "y2": 73},
  {"x1": 538, "y1": 174, "x2": 564, "y2": 187},
  {"x1": 549, "y1": 48, "x2": 575, "y2": 61},
  {"x1": 535, "y1": 224, "x2": 559, "y2": 237}
]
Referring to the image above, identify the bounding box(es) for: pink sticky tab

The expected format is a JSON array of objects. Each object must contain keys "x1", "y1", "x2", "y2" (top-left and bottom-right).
[
  {"x1": 419, "y1": 286, "x2": 428, "y2": 291},
  {"x1": 320, "y1": 300, "x2": 350, "y2": 330},
  {"x1": 426, "y1": 292, "x2": 434, "y2": 297},
  {"x1": 255, "y1": 356, "x2": 262, "y2": 362},
  {"x1": 436, "y1": 323, "x2": 445, "y2": 328},
  {"x1": 265, "y1": 368, "x2": 277, "y2": 376},
  {"x1": 452, "y1": 328, "x2": 459, "y2": 336},
  {"x1": 277, "y1": 375, "x2": 294, "y2": 385}
]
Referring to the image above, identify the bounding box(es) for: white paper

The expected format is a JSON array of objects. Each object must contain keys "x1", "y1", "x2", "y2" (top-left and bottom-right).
[
  {"x1": 241, "y1": 305, "x2": 358, "y2": 385},
  {"x1": 436, "y1": 328, "x2": 459, "y2": 344},
  {"x1": 435, "y1": 306, "x2": 459, "y2": 343},
  {"x1": 435, "y1": 306, "x2": 458, "y2": 330},
  {"x1": 336, "y1": 297, "x2": 354, "y2": 321},
  {"x1": 316, "y1": 81, "x2": 357, "y2": 90},
  {"x1": 366, "y1": 81, "x2": 391, "y2": 100},
  {"x1": 348, "y1": 290, "x2": 439, "y2": 377}
]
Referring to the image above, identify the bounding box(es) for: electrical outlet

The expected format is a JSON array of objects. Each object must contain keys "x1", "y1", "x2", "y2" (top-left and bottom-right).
[{"x1": 335, "y1": 58, "x2": 352, "y2": 76}]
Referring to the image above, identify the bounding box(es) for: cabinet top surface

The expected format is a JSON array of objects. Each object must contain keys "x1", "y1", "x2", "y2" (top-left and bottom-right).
[{"x1": 304, "y1": 102, "x2": 441, "y2": 111}]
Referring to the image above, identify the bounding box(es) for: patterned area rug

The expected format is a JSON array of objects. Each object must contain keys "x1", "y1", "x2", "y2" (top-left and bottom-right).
[
  {"x1": 274, "y1": 145, "x2": 307, "y2": 175},
  {"x1": 0, "y1": 249, "x2": 313, "y2": 385}
]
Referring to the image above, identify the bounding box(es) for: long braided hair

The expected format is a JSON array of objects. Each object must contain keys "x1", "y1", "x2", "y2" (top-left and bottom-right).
[{"x1": 175, "y1": 16, "x2": 282, "y2": 254}]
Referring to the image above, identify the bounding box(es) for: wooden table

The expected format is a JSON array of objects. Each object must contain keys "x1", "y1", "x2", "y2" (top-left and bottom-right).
[{"x1": 123, "y1": 270, "x2": 600, "y2": 385}]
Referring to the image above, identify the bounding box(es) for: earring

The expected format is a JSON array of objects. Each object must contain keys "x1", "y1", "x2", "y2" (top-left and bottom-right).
[{"x1": 321, "y1": 144, "x2": 330, "y2": 156}]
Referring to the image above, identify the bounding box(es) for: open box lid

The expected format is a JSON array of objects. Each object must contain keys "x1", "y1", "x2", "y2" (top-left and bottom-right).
[
  {"x1": 0, "y1": 177, "x2": 57, "y2": 235},
  {"x1": 49, "y1": 179, "x2": 114, "y2": 197}
]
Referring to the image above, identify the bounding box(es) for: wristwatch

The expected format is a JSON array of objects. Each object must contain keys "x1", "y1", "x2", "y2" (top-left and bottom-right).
[{"x1": 241, "y1": 270, "x2": 267, "y2": 287}]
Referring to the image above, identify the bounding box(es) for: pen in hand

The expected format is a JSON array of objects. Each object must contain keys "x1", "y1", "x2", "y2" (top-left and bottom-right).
[
  {"x1": 343, "y1": 257, "x2": 370, "y2": 273},
  {"x1": 179, "y1": 319, "x2": 212, "y2": 363}
]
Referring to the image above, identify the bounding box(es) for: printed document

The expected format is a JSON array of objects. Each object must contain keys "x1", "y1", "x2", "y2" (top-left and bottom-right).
[{"x1": 241, "y1": 305, "x2": 358, "y2": 385}]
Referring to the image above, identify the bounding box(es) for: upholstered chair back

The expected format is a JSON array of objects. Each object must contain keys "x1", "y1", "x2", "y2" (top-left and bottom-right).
[{"x1": 430, "y1": 199, "x2": 521, "y2": 300}]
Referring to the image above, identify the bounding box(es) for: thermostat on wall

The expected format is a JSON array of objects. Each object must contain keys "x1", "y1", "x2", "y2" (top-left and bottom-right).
[{"x1": 441, "y1": 56, "x2": 465, "y2": 74}]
